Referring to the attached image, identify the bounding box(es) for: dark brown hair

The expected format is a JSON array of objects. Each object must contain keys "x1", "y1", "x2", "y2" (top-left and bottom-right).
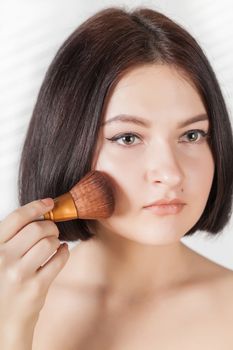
[{"x1": 18, "y1": 6, "x2": 233, "y2": 242}]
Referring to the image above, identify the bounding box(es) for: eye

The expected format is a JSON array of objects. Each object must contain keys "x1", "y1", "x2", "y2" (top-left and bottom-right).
[
  {"x1": 105, "y1": 129, "x2": 210, "y2": 148},
  {"x1": 180, "y1": 129, "x2": 210, "y2": 144},
  {"x1": 106, "y1": 132, "x2": 141, "y2": 147}
]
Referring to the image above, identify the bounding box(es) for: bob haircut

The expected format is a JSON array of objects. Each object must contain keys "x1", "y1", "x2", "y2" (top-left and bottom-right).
[{"x1": 18, "y1": 6, "x2": 233, "y2": 242}]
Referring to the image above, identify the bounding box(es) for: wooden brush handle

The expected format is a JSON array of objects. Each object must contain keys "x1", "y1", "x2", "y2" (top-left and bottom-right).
[{"x1": 43, "y1": 192, "x2": 78, "y2": 222}]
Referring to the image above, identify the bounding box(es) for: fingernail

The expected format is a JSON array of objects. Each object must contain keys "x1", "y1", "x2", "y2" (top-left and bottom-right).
[{"x1": 41, "y1": 198, "x2": 54, "y2": 207}]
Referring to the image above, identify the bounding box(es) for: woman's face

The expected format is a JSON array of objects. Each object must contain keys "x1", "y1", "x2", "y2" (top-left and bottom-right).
[{"x1": 91, "y1": 64, "x2": 215, "y2": 245}]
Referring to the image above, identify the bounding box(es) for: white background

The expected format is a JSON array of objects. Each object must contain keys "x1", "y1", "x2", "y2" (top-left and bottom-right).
[{"x1": 0, "y1": 0, "x2": 232, "y2": 267}]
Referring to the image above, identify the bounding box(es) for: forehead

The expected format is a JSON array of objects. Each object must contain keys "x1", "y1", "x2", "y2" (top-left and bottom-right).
[
  {"x1": 103, "y1": 64, "x2": 205, "y2": 121},
  {"x1": 113, "y1": 64, "x2": 195, "y2": 90}
]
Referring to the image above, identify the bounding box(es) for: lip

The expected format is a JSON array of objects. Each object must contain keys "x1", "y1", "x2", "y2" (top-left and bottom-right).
[
  {"x1": 144, "y1": 198, "x2": 186, "y2": 207},
  {"x1": 144, "y1": 203, "x2": 185, "y2": 216}
]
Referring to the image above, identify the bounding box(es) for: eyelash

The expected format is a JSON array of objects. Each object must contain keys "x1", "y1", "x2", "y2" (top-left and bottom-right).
[{"x1": 105, "y1": 129, "x2": 210, "y2": 148}]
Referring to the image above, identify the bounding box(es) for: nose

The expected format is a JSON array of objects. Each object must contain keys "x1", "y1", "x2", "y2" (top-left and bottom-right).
[{"x1": 145, "y1": 141, "x2": 184, "y2": 189}]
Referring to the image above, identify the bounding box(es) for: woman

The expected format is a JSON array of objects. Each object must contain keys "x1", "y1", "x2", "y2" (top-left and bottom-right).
[{"x1": 2, "y1": 6, "x2": 233, "y2": 349}]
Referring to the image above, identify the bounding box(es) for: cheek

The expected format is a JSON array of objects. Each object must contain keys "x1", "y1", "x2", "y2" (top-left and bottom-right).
[
  {"x1": 201, "y1": 155, "x2": 215, "y2": 202},
  {"x1": 93, "y1": 148, "x2": 139, "y2": 213},
  {"x1": 93, "y1": 143, "x2": 215, "y2": 204},
  {"x1": 94, "y1": 145, "x2": 139, "y2": 174},
  {"x1": 186, "y1": 147, "x2": 215, "y2": 203}
]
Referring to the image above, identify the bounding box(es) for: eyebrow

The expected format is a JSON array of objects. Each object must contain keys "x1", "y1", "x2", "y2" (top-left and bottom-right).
[{"x1": 101, "y1": 113, "x2": 209, "y2": 128}]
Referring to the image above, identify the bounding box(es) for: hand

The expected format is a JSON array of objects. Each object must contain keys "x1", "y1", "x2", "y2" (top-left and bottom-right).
[{"x1": 0, "y1": 198, "x2": 70, "y2": 329}]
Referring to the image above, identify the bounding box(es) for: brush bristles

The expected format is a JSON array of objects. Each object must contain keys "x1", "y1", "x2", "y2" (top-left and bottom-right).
[{"x1": 70, "y1": 170, "x2": 115, "y2": 219}]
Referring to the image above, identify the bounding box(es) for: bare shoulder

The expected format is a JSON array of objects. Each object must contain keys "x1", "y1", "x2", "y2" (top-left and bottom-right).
[
  {"x1": 169, "y1": 250, "x2": 233, "y2": 322},
  {"x1": 202, "y1": 257, "x2": 233, "y2": 293},
  {"x1": 183, "y1": 246, "x2": 233, "y2": 294},
  {"x1": 189, "y1": 258, "x2": 233, "y2": 320},
  {"x1": 32, "y1": 246, "x2": 233, "y2": 349},
  {"x1": 209, "y1": 264, "x2": 233, "y2": 305},
  {"x1": 191, "y1": 252, "x2": 233, "y2": 298},
  {"x1": 201, "y1": 263, "x2": 233, "y2": 333}
]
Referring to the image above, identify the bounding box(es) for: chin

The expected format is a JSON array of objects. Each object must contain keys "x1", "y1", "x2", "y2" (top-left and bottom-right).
[{"x1": 117, "y1": 228, "x2": 184, "y2": 246}]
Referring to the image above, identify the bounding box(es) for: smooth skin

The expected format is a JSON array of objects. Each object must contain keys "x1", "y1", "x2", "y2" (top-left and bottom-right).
[
  {"x1": 0, "y1": 198, "x2": 70, "y2": 349},
  {"x1": 14, "y1": 64, "x2": 233, "y2": 349}
]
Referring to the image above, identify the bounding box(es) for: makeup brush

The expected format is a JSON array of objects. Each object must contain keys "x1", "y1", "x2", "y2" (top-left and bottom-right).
[{"x1": 38, "y1": 170, "x2": 115, "y2": 222}]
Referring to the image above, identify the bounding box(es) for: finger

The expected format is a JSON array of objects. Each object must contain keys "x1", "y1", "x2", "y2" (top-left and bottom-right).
[
  {"x1": 36, "y1": 243, "x2": 70, "y2": 285},
  {"x1": 20, "y1": 236, "x2": 61, "y2": 274},
  {"x1": 0, "y1": 199, "x2": 54, "y2": 244},
  {"x1": 5, "y1": 221, "x2": 59, "y2": 261}
]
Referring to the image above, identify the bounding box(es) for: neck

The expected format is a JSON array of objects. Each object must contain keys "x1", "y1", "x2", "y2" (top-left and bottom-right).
[{"x1": 73, "y1": 225, "x2": 195, "y2": 299}]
